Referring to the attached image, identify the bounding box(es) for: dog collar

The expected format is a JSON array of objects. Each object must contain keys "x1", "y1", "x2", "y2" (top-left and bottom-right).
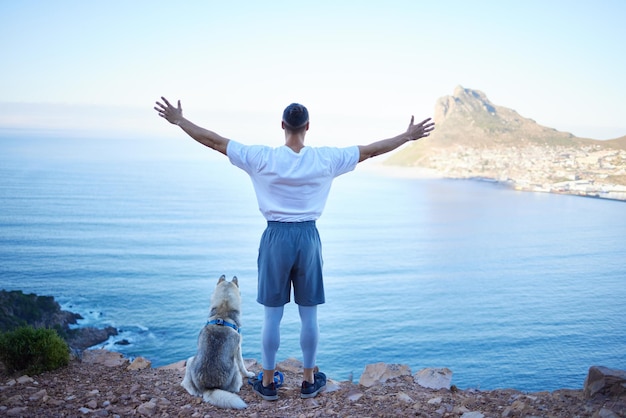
[{"x1": 207, "y1": 318, "x2": 240, "y2": 334}]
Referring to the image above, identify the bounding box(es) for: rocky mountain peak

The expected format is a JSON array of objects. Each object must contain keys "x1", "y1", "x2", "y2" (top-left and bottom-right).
[
  {"x1": 435, "y1": 85, "x2": 497, "y2": 123},
  {"x1": 423, "y1": 85, "x2": 580, "y2": 150}
]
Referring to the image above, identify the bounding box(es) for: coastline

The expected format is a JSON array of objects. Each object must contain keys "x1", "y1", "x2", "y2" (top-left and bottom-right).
[{"x1": 366, "y1": 161, "x2": 626, "y2": 202}]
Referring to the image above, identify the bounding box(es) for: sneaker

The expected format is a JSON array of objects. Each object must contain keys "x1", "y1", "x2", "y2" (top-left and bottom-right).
[
  {"x1": 301, "y1": 371, "x2": 327, "y2": 399},
  {"x1": 251, "y1": 380, "x2": 278, "y2": 401}
]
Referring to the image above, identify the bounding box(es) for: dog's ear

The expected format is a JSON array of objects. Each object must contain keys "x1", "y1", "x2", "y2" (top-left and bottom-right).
[
  {"x1": 231, "y1": 276, "x2": 239, "y2": 287},
  {"x1": 218, "y1": 274, "x2": 226, "y2": 284}
]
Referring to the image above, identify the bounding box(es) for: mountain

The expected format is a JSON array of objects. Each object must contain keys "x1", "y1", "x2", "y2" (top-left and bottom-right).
[{"x1": 386, "y1": 86, "x2": 626, "y2": 201}]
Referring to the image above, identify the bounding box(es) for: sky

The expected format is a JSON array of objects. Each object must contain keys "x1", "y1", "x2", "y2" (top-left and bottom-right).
[{"x1": 1, "y1": 0, "x2": 625, "y2": 144}]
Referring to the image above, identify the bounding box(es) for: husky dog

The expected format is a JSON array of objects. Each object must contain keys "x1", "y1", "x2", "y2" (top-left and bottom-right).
[{"x1": 181, "y1": 275, "x2": 255, "y2": 409}]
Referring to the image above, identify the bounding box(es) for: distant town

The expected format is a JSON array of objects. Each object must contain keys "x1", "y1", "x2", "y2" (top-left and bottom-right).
[{"x1": 425, "y1": 144, "x2": 626, "y2": 201}]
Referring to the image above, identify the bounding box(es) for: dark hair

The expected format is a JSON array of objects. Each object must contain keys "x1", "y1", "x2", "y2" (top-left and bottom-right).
[{"x1": 282, "y1": 103, "x2": 309, "y2": 130}]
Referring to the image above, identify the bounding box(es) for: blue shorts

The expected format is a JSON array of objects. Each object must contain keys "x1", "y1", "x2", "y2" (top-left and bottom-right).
[{"x1": 257, "y1": 221, "x2": 324, "y2": 307}]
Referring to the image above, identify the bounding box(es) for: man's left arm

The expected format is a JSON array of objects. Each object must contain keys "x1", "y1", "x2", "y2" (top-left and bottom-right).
[{"x1": 358, "y1": 116, "x2": 434, "y2": 163}]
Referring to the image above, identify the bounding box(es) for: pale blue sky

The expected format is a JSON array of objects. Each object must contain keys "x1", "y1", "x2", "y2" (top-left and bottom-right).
[{"x1": 1, "y1": 0, "x2": 624, "y2": 143}]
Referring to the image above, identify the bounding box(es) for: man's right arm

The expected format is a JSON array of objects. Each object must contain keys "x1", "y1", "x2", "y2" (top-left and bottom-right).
[
  {"x1": 176, "y1": 118, "x2": 230, "y2": 156},
  {"x1": 154, "y1": 97, "x2": 229, "y2": 156}
]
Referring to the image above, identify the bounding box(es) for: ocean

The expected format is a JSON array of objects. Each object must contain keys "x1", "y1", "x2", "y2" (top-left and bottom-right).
[{"x1": 1, "y1": 134, "x2": 624, "y2": 392}]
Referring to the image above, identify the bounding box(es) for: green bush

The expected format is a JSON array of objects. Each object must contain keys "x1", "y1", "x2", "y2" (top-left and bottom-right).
[{"x1": 0, "y1": 326, "x2": 69, "y2": 375}]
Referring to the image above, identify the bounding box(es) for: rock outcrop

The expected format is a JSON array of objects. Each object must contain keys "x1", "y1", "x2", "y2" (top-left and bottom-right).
[
  {"x1": 584, "y1": 365, "x2": 626, "y2": 398},
  {"x1": 66, "y1": 326, "x2": 118, "y2": 351},
  {"x1": 0, "y1": 290, "x2": 81, "y2": 331},
  {"x1": 0, "y1": 290, "x2": 118, "y2": 351}
]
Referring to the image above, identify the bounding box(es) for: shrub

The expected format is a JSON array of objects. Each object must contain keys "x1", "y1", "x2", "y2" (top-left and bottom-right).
[{"x1": 0, "y1": 326, "x2": 70, "y2": 375}]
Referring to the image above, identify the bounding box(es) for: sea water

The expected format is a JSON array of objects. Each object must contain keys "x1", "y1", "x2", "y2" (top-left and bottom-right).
[{"x1": 1, "y1": 134, "x2": 624, "y2": 391}]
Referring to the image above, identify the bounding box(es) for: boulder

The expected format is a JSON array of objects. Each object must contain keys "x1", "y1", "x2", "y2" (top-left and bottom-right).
[
  {"x1": 81, "y1": 349, "x2": 129, "y2": 367},
  {"x1": 359, "y1": 363, "x2": 411, "y2": 387},
  {"x1": 583, "y1": 366, "x2": 626, "y2": 398},
  {"x1": 414, "y1": 367, "x2": 453, "y2": 390},
  {"x1": 127, "y1": 357, "x2": 152, "y2": 371}
]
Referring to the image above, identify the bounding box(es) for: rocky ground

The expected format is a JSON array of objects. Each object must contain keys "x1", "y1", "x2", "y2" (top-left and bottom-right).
[{"x1": 1, "y1": 350, "x2": 624, "y2": 418}]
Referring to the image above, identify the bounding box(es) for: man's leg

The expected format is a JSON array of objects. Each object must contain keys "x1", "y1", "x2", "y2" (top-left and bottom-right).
[
  {"x1": 298, "y1": 304, "x2": 319, "y2": 383},
  {"x1": 262, "y1": 305, "x2": 284, "y2": 387}
]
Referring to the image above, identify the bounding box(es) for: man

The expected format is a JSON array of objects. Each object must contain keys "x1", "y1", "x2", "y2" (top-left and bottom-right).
[{"x1": 154, "y1": 97, "x2": 434, "y2": 401}]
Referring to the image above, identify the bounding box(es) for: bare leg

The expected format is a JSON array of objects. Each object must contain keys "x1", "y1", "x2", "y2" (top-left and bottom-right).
[{"x1": 303, "y1": 367, "x2": 315, "y2": 384}]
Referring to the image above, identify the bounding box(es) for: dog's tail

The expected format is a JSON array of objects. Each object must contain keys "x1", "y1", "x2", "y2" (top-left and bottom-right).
[{"x1": 203, "y1": 389, "x2": 247, "y2": 409}]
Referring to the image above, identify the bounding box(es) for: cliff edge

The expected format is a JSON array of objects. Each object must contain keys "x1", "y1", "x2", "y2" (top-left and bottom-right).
[{"x1": 1, "y1": 351, "x2": 624, "y2": 417}]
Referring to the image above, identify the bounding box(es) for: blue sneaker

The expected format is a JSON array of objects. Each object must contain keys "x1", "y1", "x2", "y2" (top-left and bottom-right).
[
  {"x1": 251, "y1": 380, "x2": 278, "y2": 401},
  {"x1": 301, "y1": 371, "x2": 326, "y2": 399}
]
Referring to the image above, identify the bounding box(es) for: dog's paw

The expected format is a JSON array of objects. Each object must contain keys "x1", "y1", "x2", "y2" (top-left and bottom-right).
[{"x1": 245, "y1": 370, "x2": 255, "y2": 378}]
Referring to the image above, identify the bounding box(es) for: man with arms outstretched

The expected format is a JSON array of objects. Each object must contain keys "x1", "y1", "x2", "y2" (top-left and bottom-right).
[{"x1": 154, "y1": 98, "x2": 434, "y2": 401}]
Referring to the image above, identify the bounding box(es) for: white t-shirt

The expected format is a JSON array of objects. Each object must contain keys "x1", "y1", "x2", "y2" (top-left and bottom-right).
[{"x1": 227, "y1": 140, "x2": 360, "y2": 221}]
